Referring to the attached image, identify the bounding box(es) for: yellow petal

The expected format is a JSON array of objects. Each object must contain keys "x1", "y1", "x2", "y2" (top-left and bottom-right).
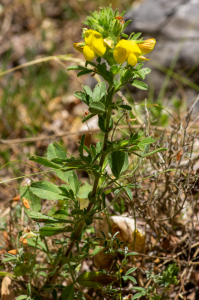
[
  {"x1": 73, "y1": 42, "x2": 84, "y2": 53},
  {"x1": 138, "y1": 38, "x2": 156, "y2": 55},
  {"x1": 91, "y1": 31, "x2": 106, "y2": 56},
  {"x1": 83, "y1": 45, "x2": 95, "y2": 61},
  {"x1": 113, "y1": 46, "x2": 127, "y2": 64},
  {"x1": 127, "y1": 53, "x2": 138, "y2": 66},
  {"x1": 138, "y1": 55, "x2": 149, "y2": 61},
  {"x1": 84, "y1": 29, "x2": 93, "y2": 47},
  {"x1": 126, "y1": 40, "x2": 142, "y2": 57},
  {"x1": 84, "y1": 30, "x2": 106, "y2": 57},
  {"x1": 116, "y1": 40, "x2": 141, "y2": 56},
  {"x1": 113, "y1": 39, "x2": 142, "y2": 64}
]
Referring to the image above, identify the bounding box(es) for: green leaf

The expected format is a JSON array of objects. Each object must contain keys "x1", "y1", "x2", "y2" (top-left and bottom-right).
[
  {"x1": 122, "y1": 69, "x2": 134, "y2": 82},
  {"x1": 29, "y1": 156, "x2": 61, "y2": 169},
  {"x1": 126, "y1": 251, "x2": 138, "y2": 257},
  {"x1": 0, "y1": 272, "x2": 15, "y2": 278},
  {"x1": 60, "y1": 283, "x2": 74, "y2": 300},
  {"x1": 135, "y1": 68, "x2": 151, "y2": 80},
  {"x1": 89, "y1": 102, "x2": 106, "y2": 114},
  {"x1": 16, "y1": 296, "x2": 28, "y2": 300},
  {"x1": 124, "y1": 187, "x2": 132, "y2": 200},
  {"x1": 93, "y1": 82, "x2": 106, "y2": 102},
  {"x1": 126, "y1": 275, "x2": 137, "y2": 284},
  {"x1": 131, "y1": 32, "x2": 142, "y2": 40},
  {"x1": 98, "y1": 115, "x2": 113, "y2": 133},
  {"x1": 131, "y1": 292, "x2": 146, "y2": 299},
  {"x1": 74, "y1": 91, "x2": 89, "y2": 105},
  {"x1": 121, "y1": 33, "x2": 128, "y2": 38},
  {"x1": 39, "y1": 226, "x2": 67, "y2": 236},
  {"x1": 109, "y1": 151, "x2": 128, "y2": 178},
  {"x1": 96, "y1": 141, "x2": 103, "y2": 153},
  {"x1": 110, "y1": 65, "x2": 120, "y2": 75},
  {"x1": 82, "y1": 85, "x2": 93, "y2": 97},
  {"x1": 85, "y1": 218, "x2": 93, "y2": 225},
  {"x1": 132, "y1": 287, "x2": 146, "y2": 292},
  {"x1": 141, "y1": 148, "x2": 167, "y2": 157},
  {"x1": 68, "y1": 171, "x2": 80, "y2": 194},
  {"x1": 82, "y1": 113, "x2": 96, "y2": 123},
  {"x1": 47, "y1": 143, "x2": 67, "y2": 160},
  {"x1": 30, "y1": 181, "x2": 65, "y2": 200},
  {"x1": 76, "y1": 271, "x2": 117, "y2": 288},
  {"x1": 77, "y1": 69, "x2": 93, "y2": 77},
  {"x1": 139, "y1": 137, "x2": 155, "y2": 145},
  {"x1": 123, "y1": 19, "x2": 132, "y2": 30},
  {"x1": 77, "y1": 184, "x2": 92, "y2": 199},
  {"x1": 91, "y1": 246, "x2": 104, "y2": 256},
  {"x1": 96, "y1": 63, "x2": 110, "y2": 82},
  {"x1": 2, "y1": 257, "x2": 18, "y2": 263},
  {"x1": 29, "y1": 211, "x2": 73, "y2": 224},
  {"x1": 20, "y1": 186, "x2": 41, "y2": 212},
  {"x1": 14, "y1": 264, "x2": 29, "y2": 277},
  {"x1": 27, "y1": 237, "x2": 47, "y2": 252},
  {"x1": 53, "y1": 210, "x2": 70, "y2": 217},
  {"x1": 125, "y1": 268, "x2": 137, "y2": 276},
  {"x1": 135, "y1": 63, "x2": 144, "y2": 71},
  {"x1": 67, "y1": 65, "x2": 89, "y2": 71},
  {"x1": 118, "y1": 104, "x2": 132, "y2": 110},
  {"x1": 132, "y1": 80, "x2": 148, "y2": 90},
  {"x1": 98, "y1": 115, "x2": 107, "y2": 133},
  {"x1": 54, "y1": 170, "x2": 71, "y2": 183}
]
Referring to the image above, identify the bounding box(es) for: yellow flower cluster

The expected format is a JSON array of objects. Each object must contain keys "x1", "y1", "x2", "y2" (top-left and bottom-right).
[
  {"x1": 73, "y1": 29, "x2": 156, "y2": 67},
  {"x1": 74, "y1": 30, "x2": 106, "y2": 61},
  {"x1": 113, "y1": 38, "x2": 156, "y2": 66}
]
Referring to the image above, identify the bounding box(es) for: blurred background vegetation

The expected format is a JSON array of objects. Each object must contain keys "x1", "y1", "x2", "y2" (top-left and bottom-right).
[{"x1": 0, "y1": 0, "x2": 133, "y2": 168}]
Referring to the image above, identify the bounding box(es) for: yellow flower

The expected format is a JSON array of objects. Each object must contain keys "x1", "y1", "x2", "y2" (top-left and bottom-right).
[
  {"x1": 138, "y1": 38, "x2": 156, "y2": 55},
  {"x1": 113, "y1": 38, "x2": 156, "y2": 66},
  {"x1": 73, "y1": 30, "x2": 107, "y2": 61},
  {"x1": 113, "y1": 39, "x2": 141, "y2": 66}
]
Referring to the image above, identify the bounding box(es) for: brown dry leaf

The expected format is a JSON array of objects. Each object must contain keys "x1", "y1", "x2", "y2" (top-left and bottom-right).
[
  {"x1": 176, "y1": 149, "x2": 183, "y2": 161},
  {"x1": 19, "y1": 236, "x2": 28, "y2": 244},
  {"x1": 94, "y1": 215, "x2": 145, "y2": 269},
  {"x1": 22, "y1": 197, "x2": 30, "y2": 209},
  {"x1": 1, "y1": 276, "x2": 15, "y2": 300},
  {"x1": 93, "y1": 250, "x2": 115, "y2": 270},
  {"x1": 8, "y1": 249, "x2": 18, "y2": 255},
  {"x1": 12, "y1": 195, "x2": 20, "y2": 201},
  {"x1": 187, "y1": 291, "x2": 196, "y2": 300},
  {"x1": 3, "y1": 231, "x2": 9, "y2": 248},
  {"x1": 190, "y1": 270, "x2": 199, "y2": 285},
  {"x1": 96, "y1": 215, "x2": 145, "y2": 251},
  {"x1": 123, "y1": 295, "x2": 133, "y2": 300},
  {"x1": 161, "y1": 235, "x2": 179, "y2": 252}
]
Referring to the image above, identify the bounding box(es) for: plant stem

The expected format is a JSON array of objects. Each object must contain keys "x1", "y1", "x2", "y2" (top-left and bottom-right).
[
  {"x1": 66, "y1": 87, "x2": 114, "y2": 253},
  {"x1": 47, "y1": 86, "x2": 115, "y2": 283}
]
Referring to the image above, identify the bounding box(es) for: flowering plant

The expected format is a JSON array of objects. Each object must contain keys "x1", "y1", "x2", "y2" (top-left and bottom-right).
[{"x1": 3, "y1": 5, "x2": 171, "y2": 300}]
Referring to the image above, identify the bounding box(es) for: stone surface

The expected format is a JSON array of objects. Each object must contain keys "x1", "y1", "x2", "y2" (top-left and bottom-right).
[{"x1": 124, "y1": 0, "x2": 199, "y2": 105}]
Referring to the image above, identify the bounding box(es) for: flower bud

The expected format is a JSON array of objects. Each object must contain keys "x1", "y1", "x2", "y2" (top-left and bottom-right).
[
  {"x1": 73, "y1": 43, "x2": 84, "y2": 53},
  {"x1": 138, "y1": 38, "x2": 156, "y2": 55}
]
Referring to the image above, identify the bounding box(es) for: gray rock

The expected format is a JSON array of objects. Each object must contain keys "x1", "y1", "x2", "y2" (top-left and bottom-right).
[{"x1": 124, "y1": 0, "x2": 199, "y2": 105}]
